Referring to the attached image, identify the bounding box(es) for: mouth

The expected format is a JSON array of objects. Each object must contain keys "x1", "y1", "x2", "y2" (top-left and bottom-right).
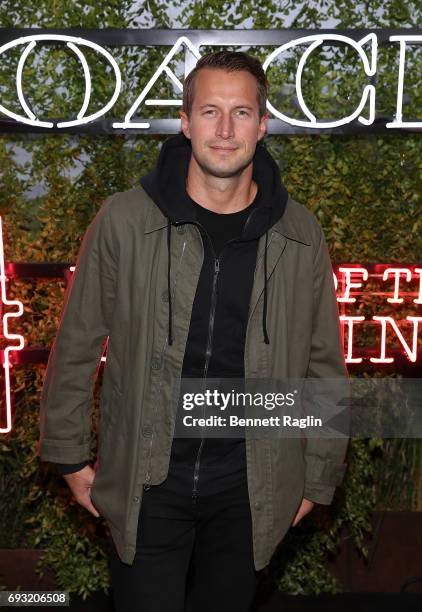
[{"x1": 210, "y1": 145, "x2": 238, "y2": 152}]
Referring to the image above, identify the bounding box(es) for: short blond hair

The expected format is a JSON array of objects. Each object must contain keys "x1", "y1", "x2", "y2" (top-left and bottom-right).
[{"x1": 182, "y1": 50, "x2": 268, "y2": 118}]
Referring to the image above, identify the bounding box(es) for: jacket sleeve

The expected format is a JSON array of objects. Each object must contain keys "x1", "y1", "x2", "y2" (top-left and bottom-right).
[
  {"x1": 36, "y1": 195, "x2": 118, "y2": 465},
  {"x1": 302, "y1": 220, "x2": 349, "y2": 505}
]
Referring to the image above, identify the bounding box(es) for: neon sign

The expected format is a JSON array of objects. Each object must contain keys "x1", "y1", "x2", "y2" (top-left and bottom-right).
[
  {"x1": 334, "y1": 266, "x2": 422, "y2": 304},
  {"x1": 0, "y1": 32, "x2": 420, "y2": 132},
  {"x1": 0, "y1": 216, "x2": 25, "y2": 434},
  {"x1": 335, "y1": 266, "x2": 422, "y2": 364},
  {"x1": 339, "y1": 315, "x2": 422, "y2": 364}
]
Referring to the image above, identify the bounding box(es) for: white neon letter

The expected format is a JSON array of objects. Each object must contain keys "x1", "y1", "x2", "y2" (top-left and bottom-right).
[
  {"x1": 387, "y1": 36, "x2": 422, "y2": 129},
  {"x1": 263, "y1": 33, "x2": 377, "y2": 129},
  {"x1": 339, "y1": 315, "x2": 365, "y2": 363},
  {"x1": 370, "y1": 316, "x2": 422, "y2": 363},
  {"x1": 414, "y1": 268, "x2": 422, "y2": 304},
  {"x1": 383, "y1": 267, "x2": 412, "y2": 303},
  {"x1": 0, "y1": 34, "x2": 121, "y2": 129},
  {"x1": 337, "y1": 267, "x2": 369, "y2": 303},
  {"x1": 113, "y1": 36, "x2": 201, "y2": 130},
  {"x1": 333, "y1": 271, "x2": 338, "y2": 291}
]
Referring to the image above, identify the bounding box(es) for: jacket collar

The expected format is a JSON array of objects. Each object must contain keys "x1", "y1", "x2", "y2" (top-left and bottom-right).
[
  {"x1": 273, "y1": 197, "x2": 311, "y2": 245},
  {"x1": 143, "y1": 186, "x2": 311, "y2": 246}
]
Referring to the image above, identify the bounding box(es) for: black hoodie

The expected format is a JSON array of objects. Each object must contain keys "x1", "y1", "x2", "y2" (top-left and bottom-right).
[{"x1": 57, "y1": 134, "x2": 289, "y2": 489}]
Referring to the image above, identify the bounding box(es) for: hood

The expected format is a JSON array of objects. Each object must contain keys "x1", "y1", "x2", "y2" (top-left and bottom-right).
[
  {"x1": 140, "y1": 133, "x2": 288, "y2": 241},
  {"x1": 139, "y1": 133, "x2": 289, "y2": 346}
]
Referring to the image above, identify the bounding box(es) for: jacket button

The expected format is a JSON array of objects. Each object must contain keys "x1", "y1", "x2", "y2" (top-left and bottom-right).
[
  {"x1": 176, "y1": 225, "x2": 186, "y2": 234},
  {"x1": 254, "y1": 501, "x2": 262, "y2": 510},
  {"x1": 142, "y1": 426, "x2": 153, "y2": 438},
  {"x1": 161, "y1": 289, "x2": 169, "y2": 302},
  {"x1": 151, "y1": 357, "x2": 162, "y2": 370},
  {"x1": 133, "y1": 496, "x2": 140, "y2": 503}
]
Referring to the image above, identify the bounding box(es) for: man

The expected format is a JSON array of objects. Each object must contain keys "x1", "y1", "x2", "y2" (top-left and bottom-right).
[{"x1": 37, "y1": 51, "x2": 349, "y2": 612}]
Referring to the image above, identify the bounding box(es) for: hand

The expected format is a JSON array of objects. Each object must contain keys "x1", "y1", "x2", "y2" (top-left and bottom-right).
[
  {"x1": 63, "y1": 464, "x2": 100, "y2": 518},
  {"x1": 291, "y1": 497, "x2": 315, "y2": 527}
]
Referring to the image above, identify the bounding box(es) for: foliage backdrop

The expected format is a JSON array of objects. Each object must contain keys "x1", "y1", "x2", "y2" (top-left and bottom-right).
[{"x1": 0, "y1": 0, "x2": 421, "y2": 598}]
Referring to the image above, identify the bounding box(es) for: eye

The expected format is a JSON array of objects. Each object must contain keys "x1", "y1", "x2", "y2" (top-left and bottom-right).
[{"x1": 237, "y1": 109, "x2": 249, "y2": 117}]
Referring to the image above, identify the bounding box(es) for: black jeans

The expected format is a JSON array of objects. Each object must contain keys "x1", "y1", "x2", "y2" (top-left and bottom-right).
[{"x1": 108, "y1": 467, "x2": 259, "y2": 612}]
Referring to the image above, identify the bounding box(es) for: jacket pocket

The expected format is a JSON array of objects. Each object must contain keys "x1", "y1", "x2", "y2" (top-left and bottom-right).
[
  {"x1": 98, "y1": 386, "x2": 121, "y2": 445},
  {"x1": 91, "y1": 386, "x2": 122, "y2": 502}
]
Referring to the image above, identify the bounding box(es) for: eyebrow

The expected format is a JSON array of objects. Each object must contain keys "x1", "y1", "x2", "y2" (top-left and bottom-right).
[{"x1": 199, "y1": 104, "x2": 255, "y2": 110}]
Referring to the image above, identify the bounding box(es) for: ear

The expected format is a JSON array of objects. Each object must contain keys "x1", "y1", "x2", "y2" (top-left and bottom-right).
[
  {"x1": 257, "y1": 111, "x2": 269, "y2": 142},
  {"x1": 179, "y1": 110, "x2": 191, "y2": 139}
]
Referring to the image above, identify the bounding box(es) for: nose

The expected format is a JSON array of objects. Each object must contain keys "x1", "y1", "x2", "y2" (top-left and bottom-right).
[{"x1": 215, "y1": 112, "x2": 234, "y2": 139}]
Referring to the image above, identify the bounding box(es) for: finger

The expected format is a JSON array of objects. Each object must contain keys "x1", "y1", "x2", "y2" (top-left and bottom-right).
[
  {"x1": 86, "y1": 501, "x2": 100, "y2": 518},
  {"x1": 73, "y1": 491, "x2": 100, "y2": 517}
]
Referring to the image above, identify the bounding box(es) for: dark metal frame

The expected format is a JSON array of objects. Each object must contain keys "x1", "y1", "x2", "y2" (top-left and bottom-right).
[{"x1": 0, "y1": 28, "x2": 420, "y2": 134}]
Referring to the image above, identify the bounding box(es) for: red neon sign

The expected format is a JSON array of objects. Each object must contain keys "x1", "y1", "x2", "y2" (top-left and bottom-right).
[
  {"x1": 0, "y1": 216, "x2": 25, "y2": 433},
  {"x1": 335, "y1": 265, "x2": 422, "y2": 364}
]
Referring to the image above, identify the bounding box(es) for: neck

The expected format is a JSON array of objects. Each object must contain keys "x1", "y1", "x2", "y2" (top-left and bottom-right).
[{"x1": 186, "y1": 155, "x2": 257, "y2": 214}]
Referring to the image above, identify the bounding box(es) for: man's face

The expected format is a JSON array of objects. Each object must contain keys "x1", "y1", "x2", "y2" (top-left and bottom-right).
[{"x1": 180, "y1": 68, "x2": 268, "y2": 179}]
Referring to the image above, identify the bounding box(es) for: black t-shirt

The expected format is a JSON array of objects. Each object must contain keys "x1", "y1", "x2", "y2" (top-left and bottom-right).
[{"x1": 190, "y1": 189, "x2": 259, "y2": 255}]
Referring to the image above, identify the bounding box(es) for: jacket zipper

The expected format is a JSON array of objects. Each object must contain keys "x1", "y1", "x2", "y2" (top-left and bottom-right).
[
  {"x1": 191, "y1": 223, "x2": 218, "y2": 502},
  {"x1": 190, "y1": 220, "x2": 246, "y2": 503},
  {"x1": 192, "y1": 248, "x2": 220, "y2": 502}
]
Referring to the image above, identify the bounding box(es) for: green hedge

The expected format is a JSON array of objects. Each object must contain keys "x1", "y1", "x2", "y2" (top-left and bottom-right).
[{"x1": 0, "y1": 0, "x2": 421, "y2": 599}]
